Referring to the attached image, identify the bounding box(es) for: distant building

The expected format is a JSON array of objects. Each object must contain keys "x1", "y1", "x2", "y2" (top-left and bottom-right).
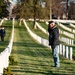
[{"x1": 61, "y1": 0, "x2": 75, "y2": 19}]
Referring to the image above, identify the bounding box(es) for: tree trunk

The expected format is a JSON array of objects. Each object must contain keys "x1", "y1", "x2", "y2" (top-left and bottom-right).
[
  {"x1": 50, "y1": 0, "x2": 52, "y2": 20},
  {"x1": 33, "y1": 0, "x2": 37, "y2": 29},
  {"x1": 19, "y1": 19, "x2": 22, "y2": 26},
  {"x1": 58, "y1": 16, "x2": 60, "y2": 19},
  {"x1": 33, "y1": 14, "x2": 37, "y2": 29}
]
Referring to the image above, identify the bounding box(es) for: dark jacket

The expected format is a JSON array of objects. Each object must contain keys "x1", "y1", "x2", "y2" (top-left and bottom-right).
[
  {"x1": 48, "y1": 25, "x2": 60, "y2": 49},
  {"x1": 0, "y1": 29, "x2": 6, "y2": 37}
]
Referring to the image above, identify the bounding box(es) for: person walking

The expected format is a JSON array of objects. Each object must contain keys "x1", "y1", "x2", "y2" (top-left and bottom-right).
[
  {"x1": 0, "y1": 26, "x2": 6, "y2": 41},
  {"x1": 48, "y1": 21, "x2": 60, "y2": 67}
]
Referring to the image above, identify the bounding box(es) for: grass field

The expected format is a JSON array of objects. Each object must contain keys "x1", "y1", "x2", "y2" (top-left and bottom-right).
[
  {"x1": 9, "y1": 20, "x2": 75, "y2": 75},
  {"x1": 37, "y1": 22, "x2": 48, "y2": 30},
  {"x1": 26, "y1": 21, "x2": 48, "y2": 39}
]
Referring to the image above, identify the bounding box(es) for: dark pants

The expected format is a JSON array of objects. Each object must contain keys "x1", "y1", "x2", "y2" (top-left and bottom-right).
[{"x1": 1, "y1": 36, "x2": 4, "y2": 41}]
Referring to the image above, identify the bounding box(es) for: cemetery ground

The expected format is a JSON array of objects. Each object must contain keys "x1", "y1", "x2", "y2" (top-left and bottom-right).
[
  {"x1": 9, "y1": 20, "x2": 75, "y2": 75},
  {"x1": 1, "y1": 20, "x2": 75, "y2": 75}
]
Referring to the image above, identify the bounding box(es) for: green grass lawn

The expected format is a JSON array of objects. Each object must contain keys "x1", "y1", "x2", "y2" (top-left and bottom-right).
[
  {"x1": 37, "y1": 21, "x2": 48, "y2": 30},
  {"x1": 0, "y1": 20, "x2": 12, "y2": 53},
  {"x1": 60, "y1": 23, "x2": 75, "y2": 29},
  {"x1": 26, "y1": 21, "x2": 48, "y2": 39},
  {"x1": 10, "y1": 20, "x2": 75, "y2": 75},
  {"x1": 57, "y1": 23, "x2": 75, "y2": 36}
]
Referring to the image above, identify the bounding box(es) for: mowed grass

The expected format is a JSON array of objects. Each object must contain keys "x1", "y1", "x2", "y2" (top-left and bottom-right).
[
  {"x1": 9, "y1": 20, "x2": 75, "y2": 75},
  {"x1": 26, "y1": 21, "x2": 48, "y2": 39},
  {"x1": 37, "y1": 21, "x2": 48, "y2": 30},
  {"x1": 0, "y1": 20, "x2": 12, "y2": 53}
]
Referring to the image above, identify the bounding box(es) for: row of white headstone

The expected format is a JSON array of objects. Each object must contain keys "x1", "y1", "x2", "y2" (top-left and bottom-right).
[
  {"x1": 59, "y1": 29, "x2": 74, "y2": 39},
  {"x1": 58, "y1": 23, "x2": 75, "y2": 36},
  {"x1": 0, "y1": 19, "x2": 4, "y2": 26},
  {"x1": 0, "y1": 19, "x2": 14, "y2": 74},
  {"x1": 59, "y1": 37, "x2": 74, "y2": 45},
  {"x1": 36, "y1": 22, "x2": 74, "y2": 45},
  {"x1": 46, "y1": 20, "x2": 75, "y2": 38}
]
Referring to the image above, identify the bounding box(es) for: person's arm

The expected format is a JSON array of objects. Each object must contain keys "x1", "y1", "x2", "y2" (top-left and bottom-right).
[
  {"x1": 48, "y1": 25, "x2": 52, "y2": 33},
  {"x1": 4, "y1": 29, "x2": 6, "y2": 36},
  {"x1": 52, "y1": 28, "x2": 59, "y2": 48}
]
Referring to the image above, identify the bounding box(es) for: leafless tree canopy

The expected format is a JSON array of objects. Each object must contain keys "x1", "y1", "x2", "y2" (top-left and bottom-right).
[{"x1": 12, "y1": 0, "x2": 75, "y2": 20}]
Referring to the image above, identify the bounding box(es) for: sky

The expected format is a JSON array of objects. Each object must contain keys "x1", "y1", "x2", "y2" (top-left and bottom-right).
[
  {"x1": 12, "y1": 0, "x2": 17, "y2": 4},
  {"x1": 8, "y1": 0, "x2": 17, "y2": 5},
  {"x1": 8, "y1": 0, "x2": 17, "y2": 16},
  {"x1": 8, "y1": 0, "x2": 17, "y2": 9}
]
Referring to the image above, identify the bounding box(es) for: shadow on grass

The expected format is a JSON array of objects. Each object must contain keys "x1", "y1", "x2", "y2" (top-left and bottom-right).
[
  {"x1": 11, "y1": 60, "x2": 75, "y2": 75},
  {"x1": 11, "y1": 69, "x2": 72, "y2": 75},
  {"x1": 12, "y1": 41, "x2": 52, "y2": 58},
  {"x1": 0, "y1": 41, "x2": 9, "y2": 52},
  {"x1": 13, "y1": 41, "x2": 48, "y2": 48},
  {"x1": 47, "y1": 71, "x2": 72, "y2": 75},
  {"x1": 11, "y1": 69, "x2": 48, "y2": 75}
]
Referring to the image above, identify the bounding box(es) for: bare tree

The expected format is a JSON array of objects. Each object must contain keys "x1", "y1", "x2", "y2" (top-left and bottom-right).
[{"x1": 68, "y1": 2, "x2": 75, "y2": 19}]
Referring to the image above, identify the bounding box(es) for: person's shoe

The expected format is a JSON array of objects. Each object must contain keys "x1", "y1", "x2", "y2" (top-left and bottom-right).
[{"x1": 55, "y1": 65, "x2": 60, "y2": 67}]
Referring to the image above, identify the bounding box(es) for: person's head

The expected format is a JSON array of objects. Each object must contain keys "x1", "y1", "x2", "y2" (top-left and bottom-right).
[
  {"x1": 1, "y1": 26, "x2": 4, "y2": 29},
  {"x1": 48, "y1": 21, "x2": 55, "y2": 28}
]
